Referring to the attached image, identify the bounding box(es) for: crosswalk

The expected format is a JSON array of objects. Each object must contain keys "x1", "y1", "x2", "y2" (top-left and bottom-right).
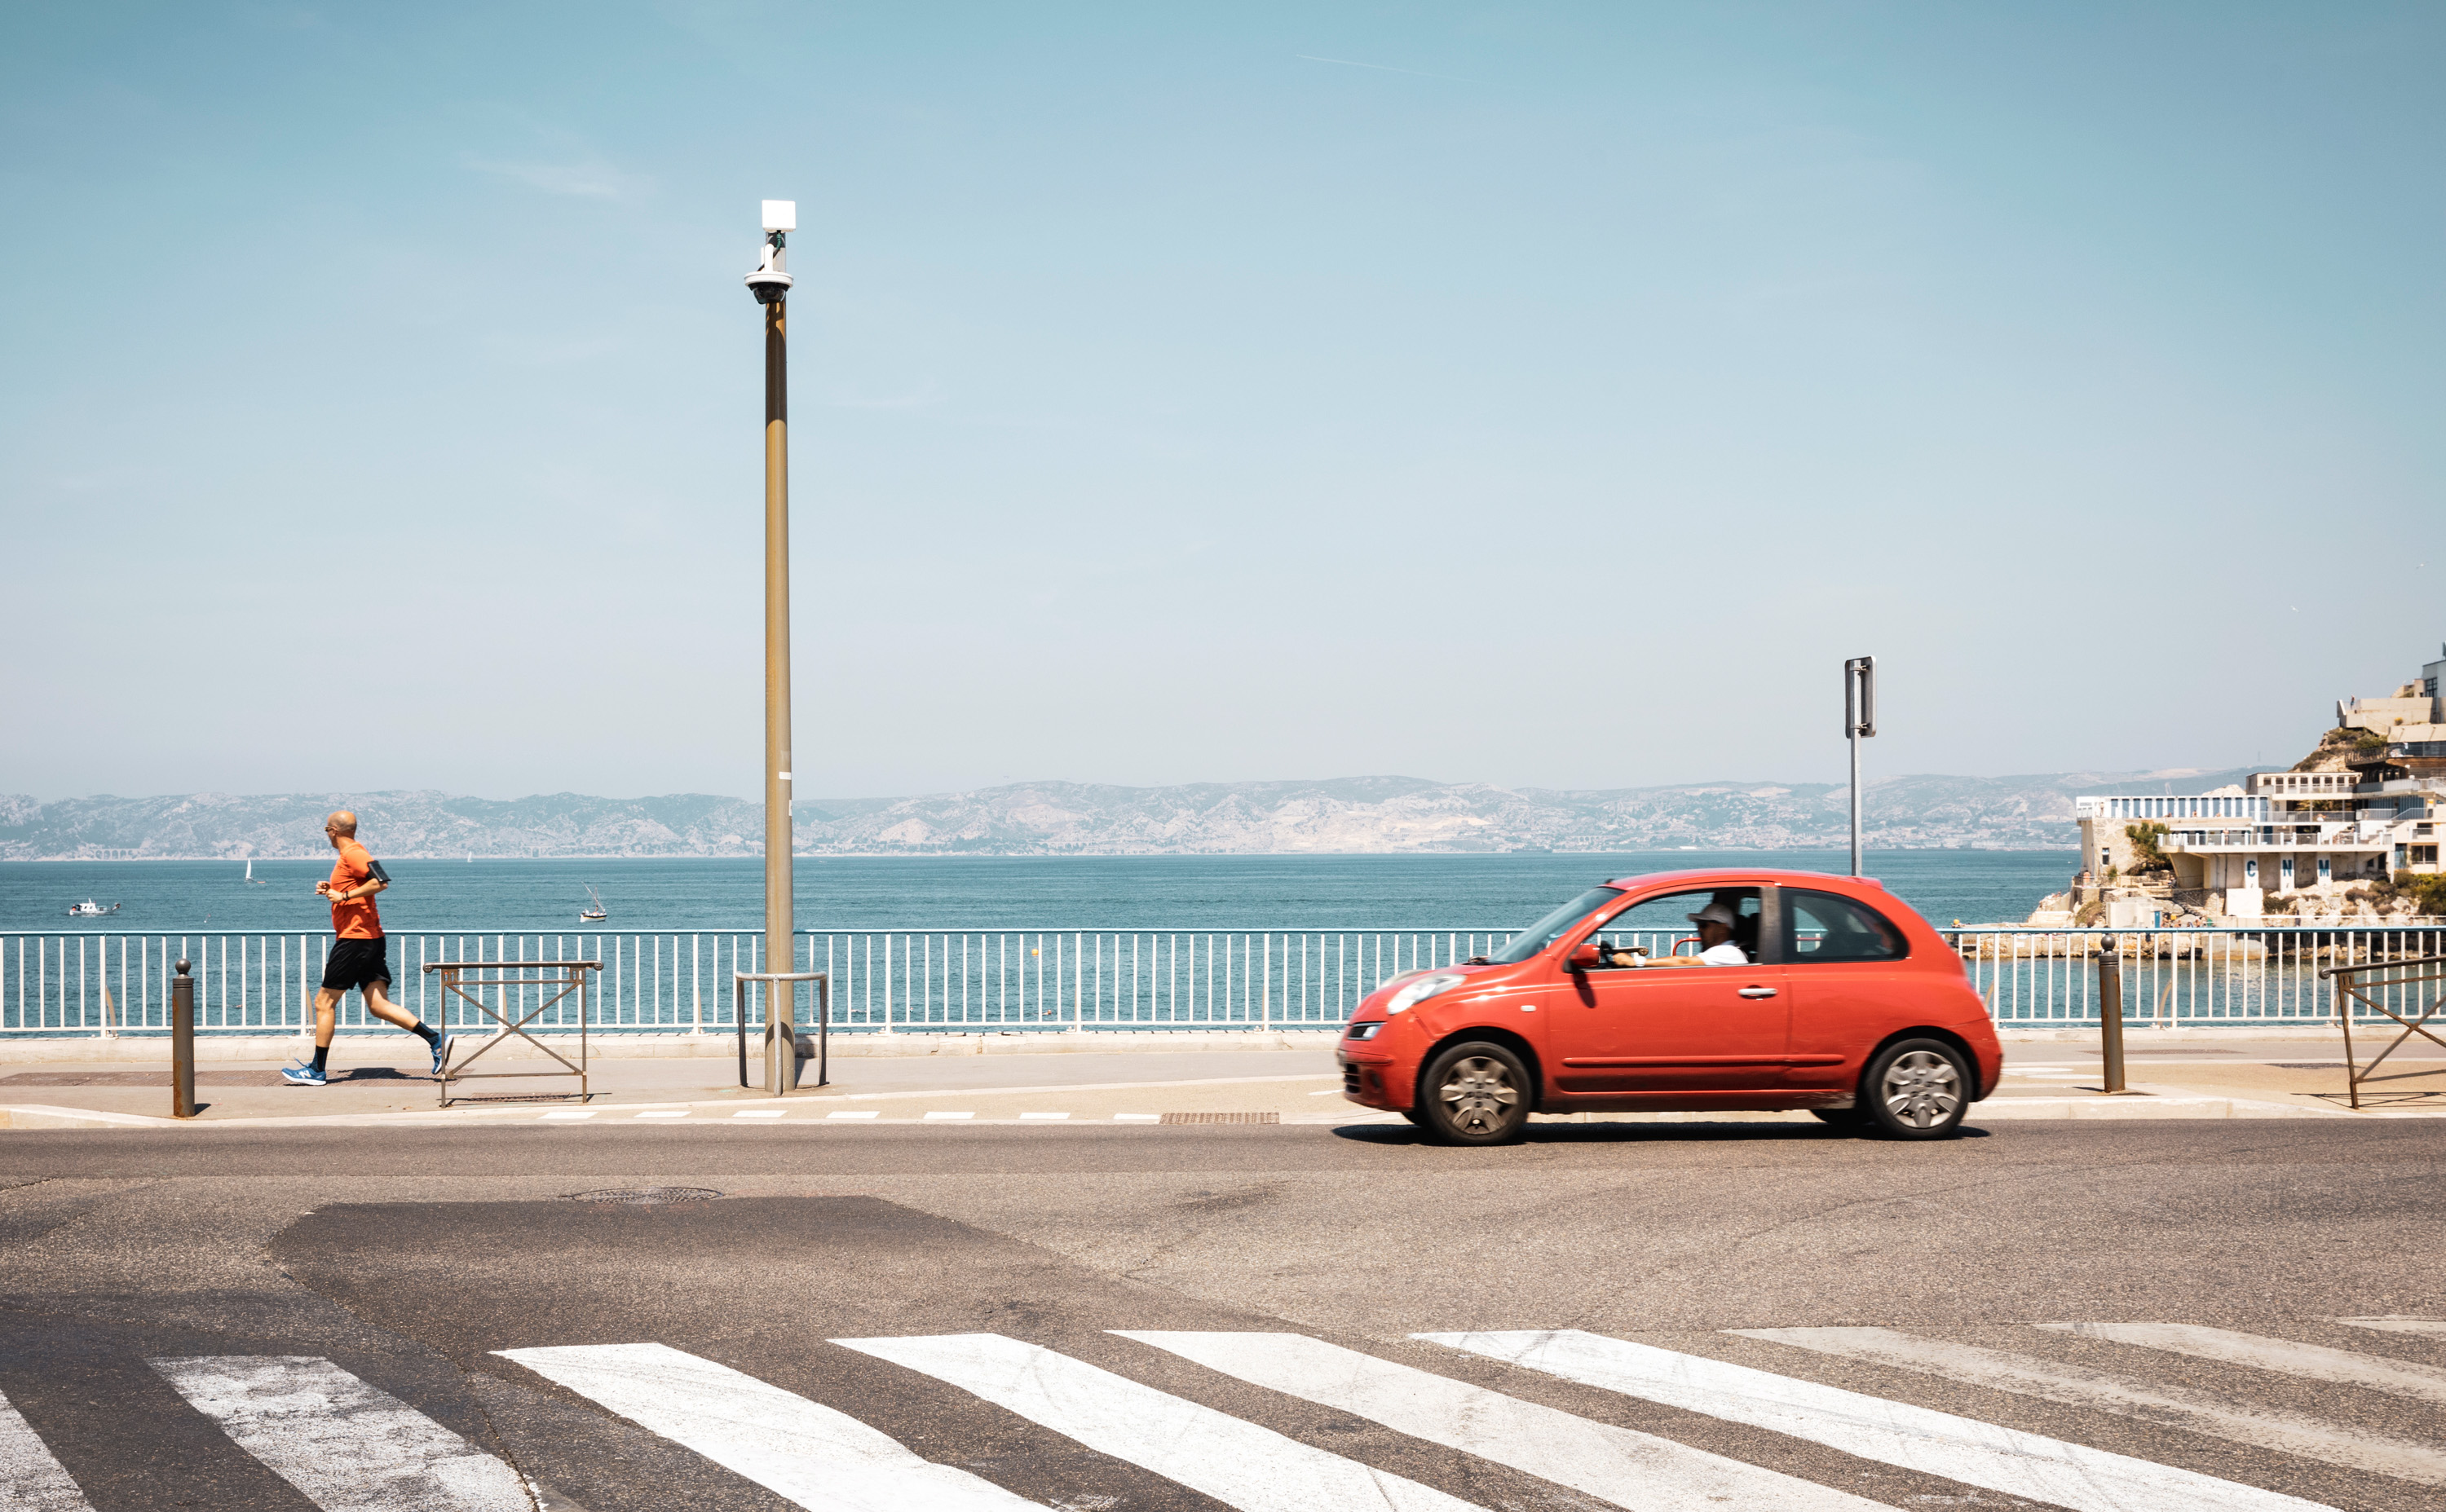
[{"x1": 5, "y1": 1318, "x2": 2442, "y2": 1510}]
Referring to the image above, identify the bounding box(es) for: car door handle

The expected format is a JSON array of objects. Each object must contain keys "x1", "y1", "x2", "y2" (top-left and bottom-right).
[{"x1": 1737, "y1": 985, "x2": 1778, "y2": 998}]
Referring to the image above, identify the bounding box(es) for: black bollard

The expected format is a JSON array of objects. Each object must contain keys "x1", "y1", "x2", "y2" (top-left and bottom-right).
[
  {"x1": 171, "y1": 959, "x2": 196, "y2": 1119},
  {"x1": 2097, "y1": 938, "x2": 2127, "y2": 1095}
]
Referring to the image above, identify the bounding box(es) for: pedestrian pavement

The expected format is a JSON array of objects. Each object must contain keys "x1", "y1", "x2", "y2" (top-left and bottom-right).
[
  {"x1": 12, "y1": 1311, "x2": 2446, "y2": 1509},
  {"x1": 1, "y1": 1029, "x2": 2439, "y2": 1129}
]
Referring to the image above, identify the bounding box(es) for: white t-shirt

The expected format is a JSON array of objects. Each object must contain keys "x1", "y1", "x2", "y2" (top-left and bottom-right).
[{"x1": 1697, "y1": 941, "x2": 1750, "y2": 967}]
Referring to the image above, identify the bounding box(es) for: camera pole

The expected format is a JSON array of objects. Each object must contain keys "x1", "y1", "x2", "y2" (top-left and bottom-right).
[
  {"x1": 1844, "y1": 655, "x2": 1876, "y2": 878},
  {"x1": 746, "y1": 202, "x2": 797, "y2": 1095}
]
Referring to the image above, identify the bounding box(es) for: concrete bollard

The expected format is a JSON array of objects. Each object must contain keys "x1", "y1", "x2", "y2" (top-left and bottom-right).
[
  {"x1": 170, "y1": 959, "x2": 196, "y2": 1119},
  {"x1": 2096, "y1": 938, "x2": 2128, "y2": 1095}
]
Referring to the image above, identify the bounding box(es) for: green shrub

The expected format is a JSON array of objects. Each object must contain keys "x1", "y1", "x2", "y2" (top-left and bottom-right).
[
  {"x1": 2393, "y1": 871, "x2": 2446, "y2": 916},
  {"x1": 2125, "y1": 821, "x2": 2172, "y2": 874}
]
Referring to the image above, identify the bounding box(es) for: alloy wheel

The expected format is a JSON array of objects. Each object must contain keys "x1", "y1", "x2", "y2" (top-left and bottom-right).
[
  {"x1": 1879, "y1": 1049, "x2": 1962, "y2": 1129},
  {"x1": 1438, "y1": 1056, "x2": 1521, "y2": 1136}
]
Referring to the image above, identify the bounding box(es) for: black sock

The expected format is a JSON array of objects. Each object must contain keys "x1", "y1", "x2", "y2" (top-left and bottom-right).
[
  {"x1": 408, "y1": 1020, "x2": 439, "y2": 1047},
  {"x1": 311, "y1": 1044, "x2": 330, "y2": 1073}
]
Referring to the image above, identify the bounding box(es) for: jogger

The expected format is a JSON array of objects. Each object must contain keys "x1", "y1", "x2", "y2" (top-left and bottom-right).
[{"x1": 280, "y1": 810, "x2": 451, "y2": 1087}]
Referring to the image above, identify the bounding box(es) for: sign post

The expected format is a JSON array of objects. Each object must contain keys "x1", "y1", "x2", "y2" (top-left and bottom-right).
[{"x1": 1843, "y1": 655, "x2": 1876, "y2": 877}]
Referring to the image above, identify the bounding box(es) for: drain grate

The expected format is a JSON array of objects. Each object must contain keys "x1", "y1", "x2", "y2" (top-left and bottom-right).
[
  {"x1": 1159, "y1": 1112, "x2": 1279, "y2": 1125},
  {"x1": 2272, "y1": 1063, "x2": 2345, "y2": 1070},
  {"x1": 560, "y1": 1187, "x2": 725, "y2": 1206}
]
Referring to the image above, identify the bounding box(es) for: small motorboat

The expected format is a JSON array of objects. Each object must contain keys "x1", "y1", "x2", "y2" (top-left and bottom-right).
[
  {"x1": 580, "y1": 884, "x2": 608, "y2": 924},
  {"x1": 66, "y1": 899, "x2": 120, "y2": 918}
]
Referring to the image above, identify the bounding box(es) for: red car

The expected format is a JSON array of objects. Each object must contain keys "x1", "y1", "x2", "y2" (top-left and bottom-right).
[{"x1": 1338, "y1": 869, "x2": 2002, "y2": 1144}]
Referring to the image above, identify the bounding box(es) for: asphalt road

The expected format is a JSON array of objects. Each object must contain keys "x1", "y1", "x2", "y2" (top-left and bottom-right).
[{"x1": 3, "y1": 1119, "x2": 2443, "y2": 1511}]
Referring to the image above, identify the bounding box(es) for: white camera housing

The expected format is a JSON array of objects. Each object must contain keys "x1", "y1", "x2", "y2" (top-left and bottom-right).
[{"x1": 762, "y1": 200, "x2": 797, "y2": 233}]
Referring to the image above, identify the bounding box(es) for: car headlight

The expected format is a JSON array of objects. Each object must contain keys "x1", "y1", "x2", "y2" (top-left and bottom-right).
[{"x1": 1384, "y1": 972, "x2": 1464, "y2": 1014}]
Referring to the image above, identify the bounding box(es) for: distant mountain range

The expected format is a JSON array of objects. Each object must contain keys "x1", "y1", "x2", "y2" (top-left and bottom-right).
[{"x1": 0, "y1": 769, "x2": 2255, "y2": 860}]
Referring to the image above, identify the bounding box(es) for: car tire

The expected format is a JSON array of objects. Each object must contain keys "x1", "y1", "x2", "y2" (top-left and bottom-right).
[
  {"x1": 1861, "y1": 1038, "x2": 1971, "y2": 1140},
  {"x1": 1419, "y1": 1042, "x2": 1533, "y2": 1146},
  {"x1": 1808, "y1": 1107, "x2": 1869, "y2": 1129}
]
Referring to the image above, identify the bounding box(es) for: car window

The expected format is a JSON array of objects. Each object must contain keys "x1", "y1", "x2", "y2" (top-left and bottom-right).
[
  {"x1": 1788, "y1": 889, "x2": 1908, "y2": 962},
  {"x1": 1486, "y1": 886, "x2": 1623, "y2": 963},
  {"x1": 1589, "y1": 888, "x2": 1761, "y2": 965}
]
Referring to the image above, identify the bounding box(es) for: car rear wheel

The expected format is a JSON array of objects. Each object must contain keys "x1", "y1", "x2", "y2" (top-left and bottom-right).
[
  {"x1": 1419, "y1": 1042, "x2": 1531, "y2": 1146},
  {"x1": 1863, "y1": 1038, "x2": 1969, "y2": 1140}
]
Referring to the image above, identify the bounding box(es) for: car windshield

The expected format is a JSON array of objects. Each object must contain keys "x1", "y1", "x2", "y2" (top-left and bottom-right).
[{"x1": 1486, "y1": 886, "x2": 1623, "y2": 963}]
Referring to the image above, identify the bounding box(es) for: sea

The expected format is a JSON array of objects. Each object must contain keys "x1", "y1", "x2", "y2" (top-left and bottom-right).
[{"x1": 4, "y1": 851, "x2": 2073, "y2": 937}]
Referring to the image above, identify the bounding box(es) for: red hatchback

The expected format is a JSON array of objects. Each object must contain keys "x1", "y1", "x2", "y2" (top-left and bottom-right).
[{"x1": 1337, "y1": 870, "x2": 2002, "y2": 1144}]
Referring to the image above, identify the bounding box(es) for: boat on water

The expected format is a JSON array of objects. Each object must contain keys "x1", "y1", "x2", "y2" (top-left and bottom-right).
[
  {"x1": 66, "y1": 899, "x2": 120, "y2": 918},
  {"x1": 245, "y1": 858, "x2": 267, "y2": 884},
  {"x1": 580, "y1": 884, "x2": 608, "y2": 924}
]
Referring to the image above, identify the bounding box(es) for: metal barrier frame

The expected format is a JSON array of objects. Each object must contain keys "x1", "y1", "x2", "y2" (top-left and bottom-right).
[
  {"x1": 735, "y1": 971, "x2": 829, "y2": 1096},
  {"x1": 424, "y1": 959, "x2": 600, "y2": 1107},
  {"x1": 2320, "y1": 952, "x2": 2446, "y2": 1110}
]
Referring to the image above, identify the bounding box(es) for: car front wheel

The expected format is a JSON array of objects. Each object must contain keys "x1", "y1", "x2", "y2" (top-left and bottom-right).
[
  {"x1": 1862, "y1": 1038, "x2": 1970, "y2": 1140},
  {"x1": 1419, "y1": 1042, "x2": 1532, "y2": 1146}
]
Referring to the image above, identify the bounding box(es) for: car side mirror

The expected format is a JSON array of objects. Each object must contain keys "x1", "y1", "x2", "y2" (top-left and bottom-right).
[{"x1": 1565, "y1": 941, "x2": 1601, "y2": 972}]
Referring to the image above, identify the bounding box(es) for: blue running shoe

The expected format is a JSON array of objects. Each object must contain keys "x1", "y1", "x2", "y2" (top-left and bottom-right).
[
  {"x1": 430, "y1": 1034, "x2": 453, "y2": 1078},
  {"x1": 280, "y1": 1064, "x2": 328, "y2": 1087}
]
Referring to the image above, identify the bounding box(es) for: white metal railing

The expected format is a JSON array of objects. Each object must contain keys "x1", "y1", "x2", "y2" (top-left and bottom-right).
[
  {"x1": 2162, "y1": 822, "x2": 2394, "y2": 851},
  {"x1": 5, "y1": 926, "x2": 2441, "y2": 1038},
  {"x1": 2077, "y1": 795, "x2": 2270, "y2": 821}
]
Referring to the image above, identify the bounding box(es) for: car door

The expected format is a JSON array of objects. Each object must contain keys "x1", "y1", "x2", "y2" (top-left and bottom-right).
[
  {"x1": 1779, "y1": 887, "x2": 1914, "y2": 1096},
  {"x1": 1548, "y1": 886, "x2": 1789, "y2": 1095}
]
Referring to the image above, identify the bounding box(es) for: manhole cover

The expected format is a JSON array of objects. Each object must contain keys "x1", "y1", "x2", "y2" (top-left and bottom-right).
[{"x1": 560, "y1": 1187, "x2": 725, "y2": 1206}]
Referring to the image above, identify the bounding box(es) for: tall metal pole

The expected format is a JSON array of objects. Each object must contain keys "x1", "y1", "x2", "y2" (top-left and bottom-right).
[
  {"x1": 747, "y1": 205, "x2": 798, "y2": 1094},
  {"x1": 1844, "y1": 655, "x2": 1876, "y2": 878}
]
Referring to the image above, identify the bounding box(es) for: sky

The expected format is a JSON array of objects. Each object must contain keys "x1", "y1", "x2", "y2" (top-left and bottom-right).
[{"x1": 2, "y1": 2, "x2": 2441, "y2": 804}]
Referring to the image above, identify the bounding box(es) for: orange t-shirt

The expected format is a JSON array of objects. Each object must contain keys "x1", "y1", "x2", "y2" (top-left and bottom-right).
[{"x1": 328, "y1": 839, "x2": 384, "y2": 939}]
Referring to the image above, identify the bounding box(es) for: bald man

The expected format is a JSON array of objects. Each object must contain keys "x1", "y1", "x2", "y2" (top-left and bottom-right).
[{"x1": 280, "y1": 811, "x2": 450, "y2": 1087}]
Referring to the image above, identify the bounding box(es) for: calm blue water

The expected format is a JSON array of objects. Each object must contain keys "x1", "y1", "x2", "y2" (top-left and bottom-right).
[{"x1": 3, "y1": 851, "x2": 2073, "y2": 936}]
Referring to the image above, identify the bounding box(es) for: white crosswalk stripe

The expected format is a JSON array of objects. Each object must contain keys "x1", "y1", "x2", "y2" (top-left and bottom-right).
[
  {"x1": 1119, "y1": 1329, "x2": 1887, "y2": 1512},
  {"x1": 1420, "y1": 1328, "x2": 2338, "y2": 1512},
  {"x1": 0, "y1": 1388, "x2": 92, "y2": 1511},
  {"x1": 150, "y1": 1356, "x2": 530, "y2": 1511},
  {"x1": 2336, "y1": 1316, "x2": 2446, "y2": 1335},
  {"x1": 495, "y1": 1341, "x2": 1033, "y2": 1510},
  {"x1": 2039, "y1": 1320, "x2": 2446, "y2": 1404},
  {"x1": 836, "y1": 1331, "x2": 1489, "y2": 1512},
  {"x1": 1741, "y1": 1325, "x2": 2446, "y2": 1488}
]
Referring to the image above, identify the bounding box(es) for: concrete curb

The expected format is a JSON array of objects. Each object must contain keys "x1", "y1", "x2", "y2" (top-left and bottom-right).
[{"x1": 0, "y1": 1029, "x2": 1345, "y2": 1065}]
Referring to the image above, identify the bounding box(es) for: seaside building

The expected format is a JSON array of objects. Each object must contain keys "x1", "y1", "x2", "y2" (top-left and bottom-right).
[{"x1": 2067, "y1": 643, "x2": 2445, "y2": 924}]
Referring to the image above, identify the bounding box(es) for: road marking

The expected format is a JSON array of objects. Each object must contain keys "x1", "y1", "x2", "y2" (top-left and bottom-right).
[
  {"x1": 924, "y1": 1111, "x2": 975, "y2": 1121},
  {"x1": 835, "y1": 1332, "x2": 1486, "y2": 1512},
  {"x1": 0, "y1": 1387, "x2": 91, "y2": 1510},
  {"x1": 1019, "y1": 1111, "x2": 1069, "y2": 1119},
  {"x1": 497, "y1": 1342, "x2": 1031, "y2": 1510},
  {"x1": 2337, "y1": 1316, "x2": 2446, "y2": 1335},
  {"x1": 2039, "y1": 1321, "x2": 2446, "y2": 1404},
  {"x1": 828, "y1": 1110, "x2": 879, "y2": 1119},
  {"x1": 1112, "y1": 1113, "x2": 1159, "y2": 1122},
  {"x1": 1739, "y1": 1326, "x2": 2446, "y2": 1488},
  {"x1": 731, "y1": 1109, "x2": 786, "y2": 1119},
  {"x1": 540, "y1": 1109, "x2": 595, "y2": 1120},
  {"x1": 152, "y1": 1356, "x2": 529, "y2": 1511},
  {"x1": 1119, "y1": 1330, "x2": 1883, "y2": 1512},
  {"x1": 1422, "y1": 1329, "x2": 2333, "y2": 1512},
  {"x1": 633, "y1": 1110, "x2": 689, "y2": 1120}
]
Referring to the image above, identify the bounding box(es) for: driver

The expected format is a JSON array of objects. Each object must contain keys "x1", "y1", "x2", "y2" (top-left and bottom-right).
[{"x1": 1632, "y1": 900, "x2": 1752, "y2": 967}]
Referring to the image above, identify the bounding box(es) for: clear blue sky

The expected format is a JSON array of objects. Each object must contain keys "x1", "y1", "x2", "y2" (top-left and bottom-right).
[{"x1": 3, "y1": 2, "x2": 2439, "y2": 803}]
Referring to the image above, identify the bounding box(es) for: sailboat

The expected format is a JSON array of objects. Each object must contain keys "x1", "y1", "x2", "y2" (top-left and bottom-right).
[
  {"x1": 580, "y1": 884, "x2": 608, "y2": 924},
  {"x1": 245, "y1": 858, "x2": 267, "y2": 884}
]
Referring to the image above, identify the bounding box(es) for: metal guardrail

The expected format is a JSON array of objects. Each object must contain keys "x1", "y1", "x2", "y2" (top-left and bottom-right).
[{"x1": 4, "y1": 925, "x2": 2443, "y2": 1038}]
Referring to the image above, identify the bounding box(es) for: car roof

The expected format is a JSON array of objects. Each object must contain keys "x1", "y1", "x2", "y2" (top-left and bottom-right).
[{"x1": 1598, "y1": 867, "x2": 1884, "y2": 891}]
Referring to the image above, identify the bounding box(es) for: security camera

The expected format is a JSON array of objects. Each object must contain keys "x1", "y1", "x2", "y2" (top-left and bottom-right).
[{"x1": 744, "y1": 215, "x2": 794, "y2": 305}]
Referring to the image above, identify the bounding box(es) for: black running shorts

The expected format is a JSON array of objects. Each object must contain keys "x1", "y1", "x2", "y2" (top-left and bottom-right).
[{"x1": 322, "y1": 937, "x2": 392, "y2": 992}]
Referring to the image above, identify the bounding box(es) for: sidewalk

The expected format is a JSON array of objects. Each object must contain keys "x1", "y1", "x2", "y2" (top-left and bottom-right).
[{"x1": 2, "y1": 1029, "x2": 2439, "y2": 1130}]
